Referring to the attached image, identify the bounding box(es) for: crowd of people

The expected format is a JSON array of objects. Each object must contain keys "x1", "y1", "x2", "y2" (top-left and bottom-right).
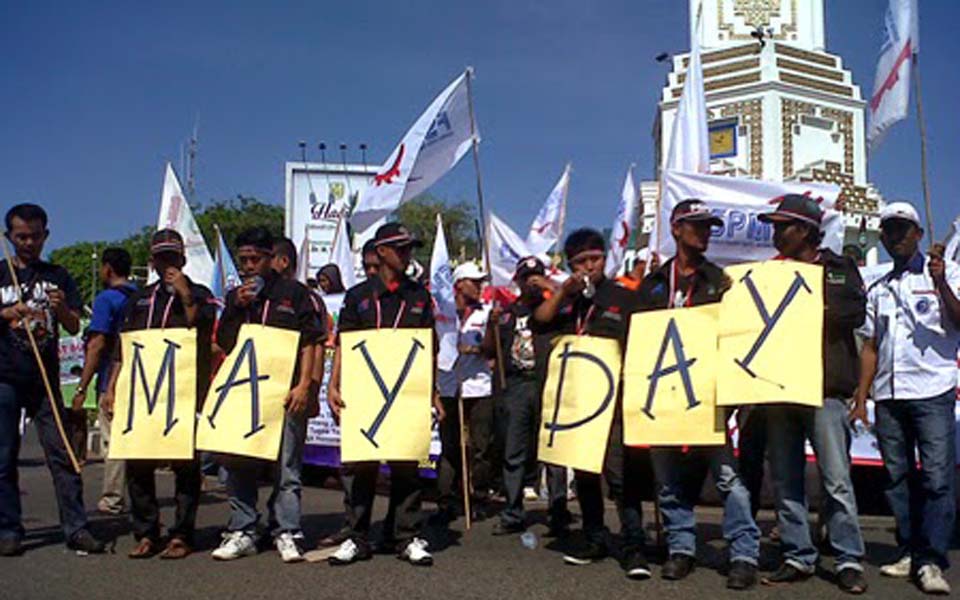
[{"x1": 0, "y1": 196, "x2": 957, "y2": 595}]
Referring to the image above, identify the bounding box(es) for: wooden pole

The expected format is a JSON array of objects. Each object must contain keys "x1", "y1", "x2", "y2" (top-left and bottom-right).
[
  {"x1": 1, "y1": 238, "x2": 82, "y2": 474},
  {"x1": 912, "y1": 54, "x2": 935, "y2": 242},
  {"x1": 458, "y1": 394, "x2": 472, "y2": 531}
]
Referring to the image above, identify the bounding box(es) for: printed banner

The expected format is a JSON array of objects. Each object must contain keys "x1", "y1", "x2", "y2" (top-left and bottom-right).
[
  {"x1": 196, "y1": 324, "x2": 300, "y2": 460},
  {"x1": 109, "y1": 329, "x2": 197, "y2": 460},
  {"x1": 718, "y1": 261, "x2": 823, "y2": 407},
  {"x1": 539, "y1": 335, "x2": 622, "y2": 473},
  {"x1": 624, "y1": 305, "x2": 725, "y2": 446},
  {"x1": 339, "y1": 329, "x2": 434, "y2": 463}
]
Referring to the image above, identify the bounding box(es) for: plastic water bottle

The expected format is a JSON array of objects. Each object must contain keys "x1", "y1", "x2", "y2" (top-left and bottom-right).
[{"x1": 520, "y1": 531, "x2": 538, "y2": 550}]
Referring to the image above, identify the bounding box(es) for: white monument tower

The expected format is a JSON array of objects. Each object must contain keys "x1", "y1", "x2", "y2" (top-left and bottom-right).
[{"x1": 642, "y1": 0, "x2": 884, "y2": 264}]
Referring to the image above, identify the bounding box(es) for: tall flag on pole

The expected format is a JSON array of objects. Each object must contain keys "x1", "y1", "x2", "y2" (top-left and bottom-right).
[
  {"x1": 526, "y1": 164, "x2": 570, "y2": 256},
  {"x1": 868, "y1": 0, "x2": 919, "y2": 149},
  {"x1": 488, "y1": 211, "x2": 533, "y2": 287},
  {"x1": 350, "y1": 71, "x2": 474, "y2": 234},
  {"x1": 154, "y1": 163, "x2": 215, "y2": 288},
  {"x1": 429, "y1": 214, "x2": 459, "y2": 372},
  {"x1": 331, "y1": 218, "x2": 357, "y2": 291},
  {"x1": 211, "y1": 225, "x2": 241, "y2": 302},
  {"x1": 605, "y1": 166, "x2": 639, "y2": 278}
]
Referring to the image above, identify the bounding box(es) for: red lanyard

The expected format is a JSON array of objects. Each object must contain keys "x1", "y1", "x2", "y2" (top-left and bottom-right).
[
  {"x1": 669, "y1": 261, "x2": 696, "y2": 308},
  {"x1": 375, "y1": 298, "x2": 405, "y2": 331},
  {"x1": 575, "y1": 304, "x2": 596, "y2": 336},
  {"x1": 146, "y1": 287, "x2": 176, "y2": 330}
]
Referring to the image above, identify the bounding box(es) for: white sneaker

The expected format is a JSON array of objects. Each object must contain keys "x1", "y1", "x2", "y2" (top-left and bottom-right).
[
  {"x1": 275, "y1": 532, "x2": 305, "y2": 563},
  {"x1": 917, "y1": 565, "x2": 951, "y2": 595},
  {"x1": 211, "y1": 531, "x2": 257, "y2": 561},
  {"x1": 328, "y1": 539, "x2": 370, "y2": 566},
  {"x1": 400, "y1": 537, "x2": 433, "y2": 566},
  {"x1": 523, "y1": 487, "x2": 539, "y2": 501},
  {"x1": 880, "y1": 555, "x2": 912, "y2": 578}
]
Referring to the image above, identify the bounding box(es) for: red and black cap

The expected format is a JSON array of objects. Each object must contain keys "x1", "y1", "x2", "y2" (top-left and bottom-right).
[
  {"x1": 150, "y1": 229, "x2": 185, "y2": 256},
  {"x1": 514, "y1": 255, "x2": 546, "y2": 281},
  {"x1": 759, "y1": 194, "x2": 823, "y2": 227},
  {"x1": 374, "y1": 222, "x2": 423, "y2": 248},
  {"x1": 671, "y1": 199, "x2": 724, "y2": 227}
]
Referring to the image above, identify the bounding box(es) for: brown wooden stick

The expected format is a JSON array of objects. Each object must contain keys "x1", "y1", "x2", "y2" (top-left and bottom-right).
[
  {"x1": 458, "y1": 395, "x2": 472, "y2": 530},
  {"x1": 1, "y1": 238, "x2": 82, "y2": 474}
]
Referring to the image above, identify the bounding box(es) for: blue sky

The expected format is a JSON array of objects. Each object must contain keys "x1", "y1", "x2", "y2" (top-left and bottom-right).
[{"x1": 2, "y1": 0, "x2": 958, "y2": 252}]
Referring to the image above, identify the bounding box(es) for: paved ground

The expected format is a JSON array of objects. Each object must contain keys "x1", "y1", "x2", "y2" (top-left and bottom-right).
[{"x1": 3, "y1": 430, "x2": 958, "y2": 600}]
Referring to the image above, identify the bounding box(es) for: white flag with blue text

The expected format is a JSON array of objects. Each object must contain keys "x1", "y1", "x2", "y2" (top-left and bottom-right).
[{"x1": 526, "y1": 165, "x2": 570, "y2": 256}]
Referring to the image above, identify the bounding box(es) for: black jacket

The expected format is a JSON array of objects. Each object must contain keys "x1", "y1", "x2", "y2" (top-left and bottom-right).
[{"x1": 819, "y1": 249, "x2": 866, "y2": 399}]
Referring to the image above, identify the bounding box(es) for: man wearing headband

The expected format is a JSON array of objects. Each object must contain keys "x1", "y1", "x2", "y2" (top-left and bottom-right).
[
  {"x1": 637, "y1": 199, "x2": 760, "y2": 590},
  {"x1": 327, "y1": 222, "x2": 443, "y2": 567},
  {"x1": 102, "y1": 229, "x2": 216, "y2": 559},
  {"x1": 212, "y1": 227, "x2": 322, "y2": 563},
  {"x1": 532, "y1": 228, "x2": 650, "y2": 579},
  {"x1": 853, "y1": 202, "x2": 959, "y2": 595},
  {"x1": 755, "y1": 195, "x2": 868, "y2": 593}
]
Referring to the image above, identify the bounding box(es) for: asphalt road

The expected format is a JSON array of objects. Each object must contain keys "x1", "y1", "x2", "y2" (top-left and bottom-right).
[{"x1": 2, "y1": 429, "x2": 957, "y2": 600}]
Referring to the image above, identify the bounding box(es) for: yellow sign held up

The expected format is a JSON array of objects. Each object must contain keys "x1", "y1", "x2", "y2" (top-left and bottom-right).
[
  {"x1": 109, "y1": 329, "x2": 197, "y2": 460},
  {"x1": 623, "y1": 304, "x2": 725, "y2": 446},
  {"x1": 539, "y1": 335, "x2": 622, "y2": 474},
  {"x1": 196, "y1": 324, "x2": 300, "y2": 460},
  {"x1": 339, "y1": 329, "x2": 434, "y2": 463},
  {"x1": 718, "y1": 261, "x2": 823, "y2": 408}
]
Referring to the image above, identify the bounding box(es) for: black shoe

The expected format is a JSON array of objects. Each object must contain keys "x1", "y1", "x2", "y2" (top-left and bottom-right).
[
  {"x1": 492, "y1": 521, "x2": 525, "y2": 536},
  {"x1": 727, "y1": 560, "x2": 758, "y2": 590},
  {"x1": 837, "y1": 567, "x2": 868, "y2": 595},
  {"x1": 762, "y1": 563, "x2": 811, "y2": 585},
  {"x1": 621, "y1": 547, "x2": 652, "y2": 580},
  {"x1": 0, "y1": 537, "x2": 23, "y2": 557},
  {"x1": 661, "y1": 554, "x2": 695, "y2": 580},
  {"x1": 67, "y1": 529, "x2": 106, "y2": 555},
  {"x1": 545, "y1": 520, "x2": 571, "y2": 539},
  {"x1": 563, "y1": 538, "x2": 607, "y2": 565}
]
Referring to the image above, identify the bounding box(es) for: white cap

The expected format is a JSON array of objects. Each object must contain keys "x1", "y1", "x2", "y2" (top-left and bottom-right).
[
  {"x1": 453, "y1": 262, "x2": 489, "y2": 283},
  {"x1": 880, "y1": 202, "x2": 922, "y2": 227}
]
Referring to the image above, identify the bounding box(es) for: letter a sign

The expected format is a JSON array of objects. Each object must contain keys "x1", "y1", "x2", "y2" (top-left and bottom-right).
[
  {"x1": 623, "y1": 305, "x2": 725, "y2": 446},
  {"x1": 110, "y1": 329, "x2": 197, "y2": 460},
  {"x1": 718, "y1": 261, "x2": 823, "y2": 407},
  {"x1": 539, "y1": 335, "x2": 622, "y2": 474},
  {"x1": 339, "y1": 329, "x2": 434, "y2": 463},
  {"x1": 196, "y1": 324, "x2": 300, "y2": 460}
]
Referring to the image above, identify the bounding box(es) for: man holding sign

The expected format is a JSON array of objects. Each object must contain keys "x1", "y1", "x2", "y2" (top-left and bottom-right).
[
  {"x1": 634, "y1": 200, "x2": 759, "y2": 590},
  {"x1": 327, "y1": 223, "x2": 441, "y2": 567},
  {"x1": 103, "y1": 229, "x2": 216, "y2": 559},
  {"x1": 533, "y1": 228, "x2": 650, "y2": 579},
  {"x1": 210, "y1": 227, "x2": 320, "y2": 563}
]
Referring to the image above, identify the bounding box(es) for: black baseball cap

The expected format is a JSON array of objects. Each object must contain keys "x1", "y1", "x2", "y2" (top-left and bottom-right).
[
  {"x1": 759, "y1": 194, "x2": 823, "y2": 227},
  {"x1": 150, "y1": 229, "x2": 185, "y2": 256},
  {"x1": 671, "y1": 199, "x2": 724, "y2": 227},
  {"x1": 373, "y1": 222, "x2": 423, "y2": 248},
  {"x1": 514, "y1": 255, "x2": 546, "y2": 281}
]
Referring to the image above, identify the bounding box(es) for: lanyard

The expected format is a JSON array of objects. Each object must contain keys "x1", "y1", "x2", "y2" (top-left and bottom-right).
[
  {"x1": 245, "y1": 300, "x2": 271, "y2": 326},
  {"x1": 146, "y1": 287, "x2": 176, "y2": 330},
  {"x1": 669, "y1": 261, "x2": 696, "y2": 308},
  {"x1": 375, "y1": 297, "x2": 406, "y2": 330},
  {"x1": 575, "y1": 304, "x2": 596, "y2": 336}
]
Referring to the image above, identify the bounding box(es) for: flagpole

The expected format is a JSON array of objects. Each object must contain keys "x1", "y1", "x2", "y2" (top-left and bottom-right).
[
  {"x1": 911, "y1": 54, "x2": 935, "y2": 242},
  {"x1": 552, "y1": 163, "x2": 571, "y2": 264}
]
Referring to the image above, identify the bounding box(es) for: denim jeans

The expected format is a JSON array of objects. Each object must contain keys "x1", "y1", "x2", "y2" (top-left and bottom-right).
[
  {"x1": 651, "y1": 442, "x2": 760, "y2": 564},
  {"x1": 0, "y1": 381, "x2": 88, "y2": 541},
  {"x1": 766, "y1": 398, "x2": 865, "y2": 572},
  {"x1": 874, "y1": 389, "x2": 956, "y2": 570},
  {"x1": 226, "y1": 412, "x2": 307, "y2": 536}
]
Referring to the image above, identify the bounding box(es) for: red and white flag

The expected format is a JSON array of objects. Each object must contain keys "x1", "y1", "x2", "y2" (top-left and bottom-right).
[
  {"x1": 153, "y1": 163, "x2": 214, "y2": 287},
  {"x1": 350, "y1": 71, "x2": 474, "y2": 233},
  {"x1": 605, "y1": 166, "x2": 639, "y2": 278},
  {"x1": 867, "y1": 0, "x2": 919, "y2": 149},
  {"x1": 526, "y1": 164, "x2": 570, "y2": 256}
]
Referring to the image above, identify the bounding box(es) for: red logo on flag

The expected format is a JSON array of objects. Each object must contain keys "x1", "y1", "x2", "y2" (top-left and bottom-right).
[{"x1": 374, "y1": 144, "x2": 405, "y2": 186}]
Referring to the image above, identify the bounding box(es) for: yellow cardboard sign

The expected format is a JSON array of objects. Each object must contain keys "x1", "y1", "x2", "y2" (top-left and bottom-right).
[
  {"x1": 109, "y1": 329, "x2": 197, "y2": 460},
  {"x1": 718, "y1": 260, "x2": 823, "y2": 407},
  {"x1": 196, "y1": 324, "x2": 300, "y2": 460},
  {"x1": 539, "y1": 335, "x2": 622, "y2": 474},
  {"x1": 339, "y1": 329, "x2": 434, "y2": 463},
  {"x1": 623, "y1": 304, "x2": 725, "y2": 446}
]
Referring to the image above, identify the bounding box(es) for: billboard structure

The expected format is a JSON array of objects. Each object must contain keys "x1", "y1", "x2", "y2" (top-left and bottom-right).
[{"x1": 284, "y1": 162, "x2": 380, "y2": 278}]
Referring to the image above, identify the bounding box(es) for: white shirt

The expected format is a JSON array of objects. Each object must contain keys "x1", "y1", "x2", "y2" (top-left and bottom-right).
[
  {"x1": 456, "y1": 303, "x2": 492, "y2": 398},
  {"x1": 859, "y1": 253, "x2": 960, "y2": 400}
]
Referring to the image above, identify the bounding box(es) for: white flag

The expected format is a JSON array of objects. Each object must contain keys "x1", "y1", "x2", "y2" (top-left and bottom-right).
[
  {"x1": 350, "y1": 71, "x2": 474, "y2": 233},
  {"x1": 430, "y1": 214, "x2": 459, "y2": 372},
  {"x1": 330, "y1": 218, "x2": 357, "y2": 291},
  {"x1": 605, "y1": 166, "x2": 640, "y2": 278},
  {"x1": 488, "y1": 212, "x2": 534, "y2": 287},
  {"x1": 295, "y1": 232, "x2": 310, "y2": 284},
  {"x1": 945, "y1": 214, "x2": 960, "y2": 263},
  {"x1": 154, "y1": 163, "x2": 215, "y2": 288},
  {"x1": 526, "y1": 164, "x2": 570, "y2": 256},
  {"x1": 664, "y1": 28, "x2": 710, "y2": 174},
  {"x1": 868, "y1": 0, "x2": 919, "y2": 149},
  {"x1": 655, "y1": 169, "x2": 842, "y2": 265}
]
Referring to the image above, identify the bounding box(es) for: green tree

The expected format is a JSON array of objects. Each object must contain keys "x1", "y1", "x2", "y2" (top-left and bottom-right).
[{"x1": 394, "y1": 194, "x2": 479, "y2": 269}]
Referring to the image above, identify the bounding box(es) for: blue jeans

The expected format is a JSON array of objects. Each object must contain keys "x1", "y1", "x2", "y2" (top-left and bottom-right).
[
  {"x1": 0, "y1": 381, "x2": 88, "y2": 541},
  {"x1": 651, "y1": 442, "x2": 760, "y2": 564},
  {"x1": 766, "y1": 398, "x2": 865, "y2": 572},
  {"x1": 225, "y1": 412, "x2": 307, "y2": 536},
  {"x1": 874, "y1": 390, "x2": 956, "y2": 570}
]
